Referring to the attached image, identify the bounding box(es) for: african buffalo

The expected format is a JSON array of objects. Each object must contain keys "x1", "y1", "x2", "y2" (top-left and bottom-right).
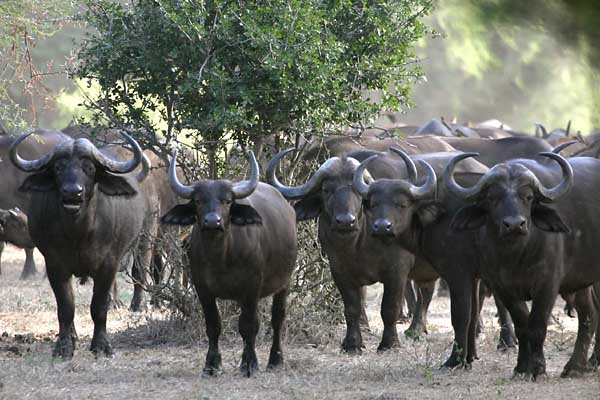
[
  {"x1": 161, "y1": 150, "x2": 297, "y2": 377},
  {"x1": 444, "y1": 152, "x2": 600, "y2": 379},
  {"x1": 10, "y1": 131, "x2": 151, "y2": 358},
  {"x1": 352, "y1": 149, "x2": 492, "y2": 367},
  {"x1": 0, "y1": 207, "x2": 34, "y2": 274}
]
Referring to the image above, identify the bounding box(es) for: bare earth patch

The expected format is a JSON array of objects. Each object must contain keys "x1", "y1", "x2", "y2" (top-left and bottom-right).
[{"x1": 0, "y1": 246, "x2": 598, "y2": 399}]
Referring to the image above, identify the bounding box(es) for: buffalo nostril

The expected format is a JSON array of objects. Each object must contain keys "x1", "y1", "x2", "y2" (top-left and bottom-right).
[{"x1": 335, "y1": 214, "x2": 356, "y2": 226}]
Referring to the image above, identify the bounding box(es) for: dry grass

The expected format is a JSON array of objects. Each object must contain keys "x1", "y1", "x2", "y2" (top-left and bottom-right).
[{"x1": 0, "y1": 246, "x2": 598, "y2": 400}]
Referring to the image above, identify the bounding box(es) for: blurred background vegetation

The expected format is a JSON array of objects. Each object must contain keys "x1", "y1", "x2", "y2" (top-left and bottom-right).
[{"x1": 1, "y1": 0, "x2": 597, "y2": 134}]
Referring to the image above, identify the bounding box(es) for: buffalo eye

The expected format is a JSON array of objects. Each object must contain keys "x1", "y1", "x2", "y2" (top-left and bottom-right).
[
  {"x1": 81, "y1": 159, "x2": 96, "y2": 176},
  {"x1": 54, "y1": 159, "x2": 68, "y2": 174},
  {"x1": 222, "y1": 197, "x2": 233, "y2": 205}
]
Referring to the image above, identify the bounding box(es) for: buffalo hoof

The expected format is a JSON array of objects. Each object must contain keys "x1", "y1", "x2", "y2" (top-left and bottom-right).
[
  {"x1": 52, "y1": 335, "x2": 75, "y2": 359},
  {"x1": 441, "y1": 355, "x2": 470, "y2": 370},
  {"x1": 511, "y1": 371, "x2": 533, "y2": 381},
  {"x1": 341, "y1": 340, "x2": 363, "y2": 355},
  {"x1": 240, "y1": 359, "x2": 259, "y2": 378},
  {"x1": 405, "y1": 324, "x2": 427, "y2": 340},
  {"x1": 377, "y1": 336, "x2": 399, "y2": 353},
  {"x1": 497, "y1": 333, "x2": 517, "y2": 352},
  {"x1": 561, "y1": 361, "x2": 592, "y2": 378},
  {"x1": 19, "y1": 265, "x2": 37, "y2": 280},
  {"x1": 203, "y1": 352, "x2": 222, "y2": 377},
  {"x1": 589, "y1": 353, "x2": 599, "y2": 369},
  {"x1": 267, "y1": 350, "x2": 284, "y2": 370},
  {"x1": 90, "y1": 335, "x2": 114, "y2": 358}
]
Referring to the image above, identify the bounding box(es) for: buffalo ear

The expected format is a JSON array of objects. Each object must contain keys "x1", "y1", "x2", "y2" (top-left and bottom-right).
[
  {"x1": 97, "y1": 173, "x2": 137, "y2": 196},
  {"x1": 450, "y1": 204, "x2": 486, "y2": 231},
  {"x1": 532, "y1": 204, "x2": 570, "y2": 233},
  {"x1": 19, "y1": 171, "x2": 56, "y2": 192},
  {"x1": 294, "y1": 194, "x2": 321, "y2": 222},
  {"x1": 417, "y1": 200, "x2": 446, "y2": 227},
  {"x1": 231, "y1": 203, "x2": 262, "y2": 225},
  {"x1": 161, "y1": 202, "x2": 196, "y2": 226}
]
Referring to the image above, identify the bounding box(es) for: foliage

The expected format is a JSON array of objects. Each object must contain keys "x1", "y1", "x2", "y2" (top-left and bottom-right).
[
  {"x1": 75, "y1": 0, "x2": 432, "y2": 173},
  {"x1": 0, "y1": 0, "x2": 77, "y2": 130},
  {"x1": 402, "y1": 0, "x2": 599, "y2": 132}
]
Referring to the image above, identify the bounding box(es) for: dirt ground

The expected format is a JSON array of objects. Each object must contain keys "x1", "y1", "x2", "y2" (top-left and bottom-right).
[{"x1": 0, "y1": 246, "x2": 598, "y2": 400}]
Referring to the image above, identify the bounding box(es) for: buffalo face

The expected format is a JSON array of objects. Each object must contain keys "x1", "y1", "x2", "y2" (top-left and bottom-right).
[
  {"x1": 0, "y1": 207, "x2": 32, "y2": 247},
  {"x1": 445, "y1": 152, "x2": 572, "y2": 246},
  {"x1": 11, "y1": 131, "x2": 143, "y2": 218},
  {"x1": 266, "y1": 149, "x2": 366, "y2": 234},
  {"x1": 353, "y1": 149, "x2": 439, "y2": 240},
  {"x1": 161, "y1": 150, "x2": 262, "y2": 232}
]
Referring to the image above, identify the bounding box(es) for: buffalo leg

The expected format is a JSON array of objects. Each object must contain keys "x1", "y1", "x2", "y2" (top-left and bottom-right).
[
  {"x1": 590, "y1": 284, "x2": 600, "y2": 368},
  {"x1": 494, "y1": 293, "x2": 517, "y2": 351},
  {"x1": 561, "y1": 287, "x2": 594, "y2": 377},
  {"x1": 442, "y1": 275, "x2": 473, "y2": 368},
  {"x1": 378, "y1": 271, "x2": 405, "y2": 352},
  {"x1": 47, "y1": 267, "x2": 77, "y2": 359},
  {"x1": 467, "y1": 279, "x2": 480, "y2": 364},
  {"x1": 359, "y1": 286, "x2": 370, "y2": 329},
  {"x1": 399, "y1": 280, "x2": 416, "y2": 323},
  {"x1": 198, "y1": 292, "x2": 222, "y2": 376},
  {"x1": 150, "y1": 249, "x2": 164, "y2": 307},
  {"x1": 90, "y1": 274, "x2": 115, "y2": 357},
  {"x1": 332, "y1": 271, "x2": 363, "y2": 354},
  {"x1": 476, "y1": 282, "x2": 490, "y2": 337},
  {"x1": 500, "y1": 298, "x2": 531, "y2": 378},
  {"x1": 108, "y1": 279, "x2": 124, "y2": 309},
  {"x1": 129, "y1": 258, "x2": 147, "y2": 312},
  {"x1": 20, "y1": 247, "x2": 37, "y2": 280},
  {"x1": 239, "y1": 298, "x2": 260, "y2": 377},
  {"x1": 406, "y1": 280, "x2": 435, "y2": 338},
  {"x1": 268, "y1": 287, "x2": 288, "y2": 369},
  {"x1": 527, "y1": 291, "x2": 557, "y2": 381},
  {"x1": 340, "y1": 285, "x2": 364, "y2": 353}
]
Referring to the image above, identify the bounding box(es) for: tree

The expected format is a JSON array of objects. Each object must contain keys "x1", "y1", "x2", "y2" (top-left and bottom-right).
[
  {"x1": 0, "y1": 0, "x2": 76, "y2": 130},
  {"x1": 75, "y1": 0, "x2": 432, "y2": 175}
]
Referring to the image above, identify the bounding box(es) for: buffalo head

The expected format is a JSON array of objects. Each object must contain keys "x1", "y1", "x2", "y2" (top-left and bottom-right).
[
  {"x1": 0, "y1": 207, "x2": 33, "y2": 247},
  {"x1": 444, "y1": 152, "x2": 572, "y2": 244},
  {"x1": 267, "y1": 149, "x2": 372, "y2": 233},
  {"x1": 161, "y1": 150, "x2": 261, "y2": 232},
  {"x1": 353, "y1": 148, "x2": 439, "y2": 238},
  {"x1": 11, "y1": 131, "x2": 145, "y2": 217}
]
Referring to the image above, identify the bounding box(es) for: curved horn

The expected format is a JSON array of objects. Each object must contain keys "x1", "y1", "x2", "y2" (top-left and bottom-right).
[
  {"x1": 231, "y1": 151, "x2": 259, "y2": 199},
  {"x1": 389, "y1": 147, "x2": 417, "y2": 183},
  {"x1": 410, "y1": 160, "x2": 437, "y2": 199},
  {"x1": 168, "y1": 149, "x2": 194, "y2": 199},
  {"x1": 536, "y1": 123, "x2": 549, "y2": 139},
  {"x1": 353, "y1": 155, "x2": 377, "y2": 197},
  {"x1": 551, "y1": 140, "x2": 578, "y2": 155},
  {"x1": 266, "y1": 148, "x2": 339, "y2": 200},
  {"x1": 532, "y1": 152, "x2": 573, "y2": 202},
  {"x1": 566, "y1": 120, "x2": 572, "y2": 136},
  {"x1": 443, "y1": 152, "x2": 488, "y2": 200},
  {"x1": 91, "y1": 131, "x2": 142, "y2": 174},
  {"x1": 10, "y1": 131, "x2": 61, "y2": 172},
  {"x1": 136, "y1": 152, "x2": 151, "y2": 183}
]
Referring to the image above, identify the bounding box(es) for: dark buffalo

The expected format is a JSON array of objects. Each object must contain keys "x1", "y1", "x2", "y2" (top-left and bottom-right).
[
  {"x1": 352, "y1": 149, "x2": 491, "y2": 367},
  {"x1": 10, "y1": 131, "x2": 151, "y2": 358},
  {"x1": 440, "y1": 136, "x2": 553, "y2": 168},
  {"x1": 444, "y1": 152, "x2": 600, "y2": 379},
  {"x1": 0, "y1": 130, "x2": 69, "y2": 278},
  {"x1": 0, "y1": 207, "x2": 34, "y2": 275},
  {"x1": 161, "y1": 151, "x2": 297, "y2": 377}
]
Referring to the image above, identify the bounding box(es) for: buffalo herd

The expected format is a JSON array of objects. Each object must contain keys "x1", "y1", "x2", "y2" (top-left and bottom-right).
[{"x1": 1, "y1": 118, "x2": 599, "y2": 381}]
